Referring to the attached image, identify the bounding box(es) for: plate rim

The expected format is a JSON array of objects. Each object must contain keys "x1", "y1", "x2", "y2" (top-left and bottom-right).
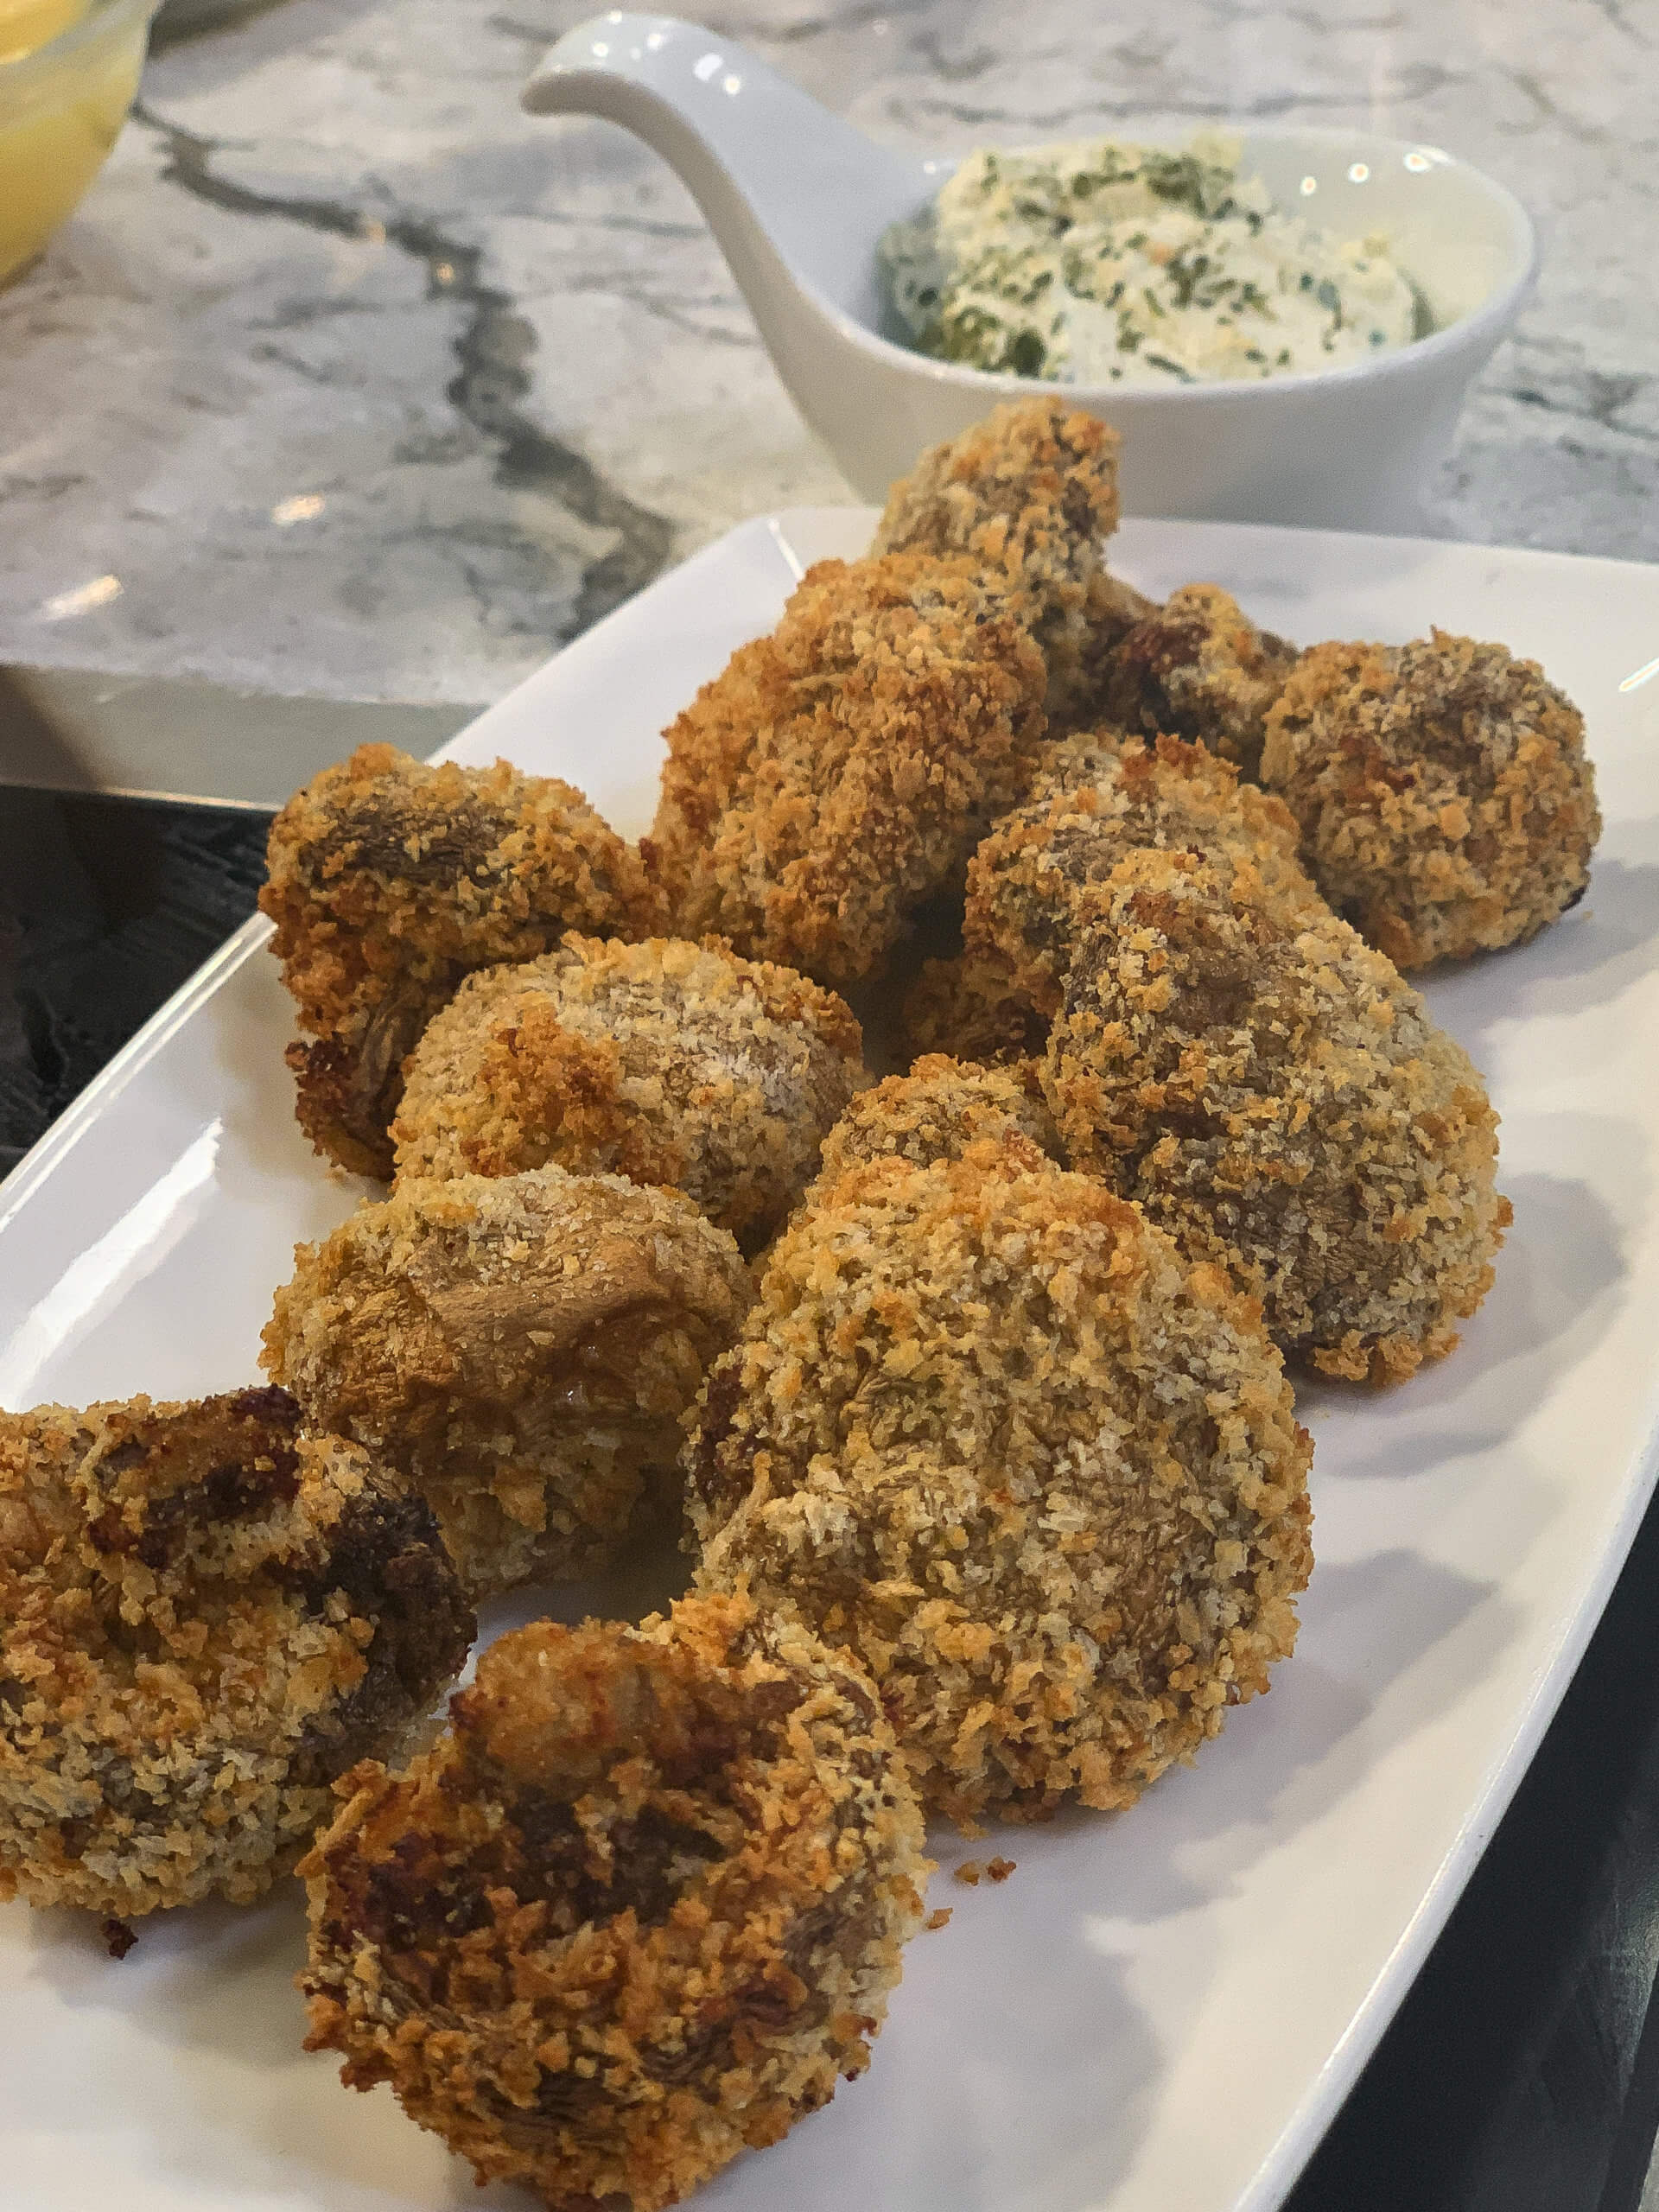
[{"x1": 3, "y1": 505, "x2": 1658, "y2": 2212}]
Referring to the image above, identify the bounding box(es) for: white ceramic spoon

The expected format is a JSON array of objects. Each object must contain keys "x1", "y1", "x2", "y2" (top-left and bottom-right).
[{"x1": 524, "y1": 11, "x2": 1535, "y2": 529}]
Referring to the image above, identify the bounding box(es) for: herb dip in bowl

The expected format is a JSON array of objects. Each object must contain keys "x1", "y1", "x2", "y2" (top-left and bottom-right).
[
  {"x1": 524, "y1": 14, "x2": 1536, "y2": 531},
  {"x1": 880, "y1": 132, "x2": 1427, "y2": 390}
]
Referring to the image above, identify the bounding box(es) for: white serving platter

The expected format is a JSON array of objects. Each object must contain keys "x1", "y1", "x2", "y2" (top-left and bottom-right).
[{"x1": 1, "y1": 508, "x2": 1657, "y2": 2212}]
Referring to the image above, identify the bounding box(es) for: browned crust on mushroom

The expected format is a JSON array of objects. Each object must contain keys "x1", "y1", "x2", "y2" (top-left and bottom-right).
[
  {"x1": 810, "y1": 1055, "x2": 1059, "y2": 1192},
  {"x1": 689, "y1": 1141, "x2": 1312, "y2": 1825},
  {"x1": 1096, "y1": 582, "x2": 1300, "y2": 779},
  {"x1": 898, "y1": 950, "x2": 1053, "y2": 1068},
  {"x1": 641, "y1": 553, "x2": 1048, "y2": 989},
  {"x1": 391, "y1": 934, "x2": 863, "y2": 1251},
  {"x1": 1260, "y1": 631, "x2": 1600, "y2": 967},
  {"x1": 298, "y1": 1592, "x2": 927, "y2": 2211},
  {"x1": 263, "y1": 1168, "x2": 754, "y2": 1599},
  {"x1": 964, "y1": 732, "x2": 1323, "y2": 1020},
  {"x1": 871, "y1": 397, "x2": 1143, "y2": 727},
  {"x1": 1043, "y1": 848, "x2": 1511, "y2": 1381},
  {"x1": 0, "y1": 1388, "x2": 472, "y2": 1916},
  {"x1": 260, "y1": 744, "x2": 655, "y2": 1175}
]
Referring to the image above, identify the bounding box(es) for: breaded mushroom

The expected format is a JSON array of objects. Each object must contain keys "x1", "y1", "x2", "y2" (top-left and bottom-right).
[
  {"x1": 811, "y1": 1055, "x2": 1058, "y2": 1192},
  {"x1": 261, "y1": 744, "x2": 654, "y2": 1178},
  {"x1": 1260, "y1": 631, "x2": 1600, "y2": 968},
  {"x1": 964, "y1": 733, "x2": 1323, "y2": 1020},
  {"x1": 690, "y1": 1141, "x2": 1313, "y2": 1826},
  {"x1": 893, "y1": 730, "x2": 1144, "y2": 1064},
  {"x1": 871, "y1": 396, "x2": 1152, "y2": 725},
  {"x1": 643, "y1": 552, "x2": 1047, "y2": 989},
  {"x1": 1096, "y1": 582, "x2": 1300, "y2": 779},
  {"x1": 899, "y1": 949, "x2": 1053, "y2": 1067},
  {"x1": 299, "y1": 1592, "x2": 926, "y2": 2211},
  {"x1": 264, "y1": 1168, "x2": 753, "y2": 1599},
  {"x1": 1068, "y1": 569, "x2": 1166, "y2": 728},
  {"x1": 1045, "y1": 849, "x2": 1510, "y2": 1382},
  {"x1": 391, "y1": 934, "x2": 863, "y2": 1252},
  {"x1": 0, "y1": 1387, "x2": 472, "y2": 1919}
]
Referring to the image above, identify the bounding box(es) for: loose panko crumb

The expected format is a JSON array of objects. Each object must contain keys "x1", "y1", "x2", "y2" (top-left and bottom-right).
[
  {"x1": 391, "y1": 934, "x2": 863, "y2": 1251},
  {"x1": 261, "y1": 744, "x2": 655, "y2": 1177},
  {"x1": 964, "y1": 733, "x2": 1323, "y2": 1020},
  {"x1": 298, "y1": 1592, "x2": 927, "y2": 2212},
  {"x1": 643, "y1": 552, "x2": 1048, "y2": 989},
  {"x1": 1045, "y1": 849, "x2": 1511, "y2": 1381},
  {"x1": 1096, "y1": 582, "x2": 1300, "y2": 779},
  {"x1": 1261, "y1": 631, "x2": 1600, "y2": 968},
  {"x1": 0, "y1": 1388, "x2": 472, "y2": 1918},
  {"x1": 810, "y1": 1055, "x2": 1059, "y2": 1193},
  {"x1": 688, "y1": 1141, "x2": 1313, "y2": 1826},
  {"x1": 263, "y1": 1168, "x2": 753, "y2": 1599},
  {"x1": 870, "y1": 397, "x2": 1149, "y2": 726}
]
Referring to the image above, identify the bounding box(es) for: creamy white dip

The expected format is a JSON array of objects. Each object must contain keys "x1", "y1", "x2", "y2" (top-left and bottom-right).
[{"x1": 880, "y1": 132, "x2": 1422, "y2": 387}]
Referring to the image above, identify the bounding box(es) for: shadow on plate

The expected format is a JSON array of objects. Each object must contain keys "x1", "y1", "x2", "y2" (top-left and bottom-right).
[
  {"x1": 1010, "y1": 1542, "x2": 1512, "y2": 1929},
  {"x1": 704, "y1": 1888, "x2": 1160, "y2": 2212},
  {"x1": 1423, "y1": 849, "x2": 1659, "y2": 1052},
  {"x1": 1300, "y1": 1161, "x2": 1629, "y2": 1485}
]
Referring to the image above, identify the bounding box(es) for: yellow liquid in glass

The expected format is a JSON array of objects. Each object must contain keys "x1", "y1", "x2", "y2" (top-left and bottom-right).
[
  {"x1": 0, "y1": 0, "x2": 88, "y2": 62},
  {"x1": 0, "y1": 0, "x2": 146, "y2": 286}
]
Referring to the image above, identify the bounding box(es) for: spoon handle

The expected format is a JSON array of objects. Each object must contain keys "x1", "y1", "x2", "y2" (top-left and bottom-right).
[{"x1": 522, "y1": 12, "x2": 931, "y2": 325}]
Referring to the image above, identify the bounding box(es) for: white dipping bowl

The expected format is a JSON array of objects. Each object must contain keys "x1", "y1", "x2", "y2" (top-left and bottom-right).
[
  {"x1": 526, "y1": 19, "x2": 1535, "y2": 531},
  {"x1": 877, "y1": 130, "x2": 1537, "y2": 531}
]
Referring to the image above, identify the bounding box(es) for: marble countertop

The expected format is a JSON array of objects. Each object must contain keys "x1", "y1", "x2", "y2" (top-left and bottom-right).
[
  {"x1": 2, "y1": 12, "x2": 1659, "y2": 2210},
  {"x1": 0, "y1": 0, "x2": 1654, "y2": 706}
]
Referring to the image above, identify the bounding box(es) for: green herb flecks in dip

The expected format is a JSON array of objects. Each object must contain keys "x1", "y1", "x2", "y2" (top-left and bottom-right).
[{"x1": 880, "y1": 133, "x2": 1421, "y2": 388}]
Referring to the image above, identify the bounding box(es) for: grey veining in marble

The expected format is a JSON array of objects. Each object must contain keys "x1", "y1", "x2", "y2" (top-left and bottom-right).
[{"x1": 0, "y1": 0, "x2": 1652, "y2": 706}]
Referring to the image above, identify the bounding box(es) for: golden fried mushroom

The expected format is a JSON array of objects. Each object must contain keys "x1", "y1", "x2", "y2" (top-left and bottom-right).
[
  {"x1": 963, "y1": 733, "x2": 1323, "y2": 1020},
  {"x1": 1260, "y1": 631, "x2": 1600, "y2": 968},
  {"x1": 0, "y1": 1387, "x2": 472, "y2": 1920},
  {"x1": 261, "y1": 744, "x2": 655, "y2": 1178},
  {"x1": 299, "y1": 1592, "x2": 927, "y2": 2211},
  {"x1": 690, "y1": 1141, "x2": 1313, "y2": 1826},
  {"x1": 1096, "y1": 582, "x2": 1300, "y2": 779},
  {"x1": 1045, "y1": 849, "x2": 1510, "y2": 1382},
  {"x1": 391, "y1": 934, "x2": 863, "y2": 1252},
  {"x1": 811, "y1": 1055, "x2": 1058, "y2": 1192},
  {"x1": 643, "y1": 551, "x2": 1047, "y2": 989},
  {"x1": 264, "y1": 1168, "x2": 753, "y2": 1599},
  {"x1": 899, "y1": 949, "x2": 1052, "y2": 1066},
  {"x1": 1063, "y1": 568, "x2": 1166, "y2": 731},
  {"x1": 870, "y1": 396, "x2": 1149, "y2": 724}
]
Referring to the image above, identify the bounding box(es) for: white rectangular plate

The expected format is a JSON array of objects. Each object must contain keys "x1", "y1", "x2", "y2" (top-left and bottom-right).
[{"x1": 2, "y1": 510, "x2": 1658, "y2": 2212}]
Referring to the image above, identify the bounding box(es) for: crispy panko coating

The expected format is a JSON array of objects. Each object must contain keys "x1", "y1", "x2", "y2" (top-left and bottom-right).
[
  {"x1": 391, "y1": 934, "x2": 863, "y2": 1252},
  {"x1": 299, "y1": 1592, "x2": 926, "y2": 2211},
  {"x1": 261, "y1": 744, "x2": 655, "y2": 1178},
  {"x1": 870, "y1": 396, "x2": 1150, "y2": 725},
  {"x1": 894, "y1": 731, "x2": 1140, "y2": 1065},
  {"x1": 1260, "y1": 631, "x2": 1600, "y2": 968},
  {"x1": 899, "y1": 949, "x2": 1052, "y2": 1067},
  {"x1": 0, "y1": 1387, "x2": 472, "y2": 1918},
  {"x1": 1096, "y1": 582, "x2": 1300, "y2": 779},
  {"x1": 1066, "y1": 568, "x2": 1166, "y2": 729},
  {"x1": 964, "y1": 733, "x2": 1323, "y2": 1020},
  {"x1": 1045, "y1": 849, "x2": 1511, "y2": 1382},
  {"x1": 264, "y1": 1168, "x2": 753, "y2": 1600},
  {"x1": 689, "y1": 1141, "x2": 1313, "y2": 1826},
  {"x1": 644, "y1": 552, "x2": 1048, "y2": 990},
  {"x1": 811, "y1": 1055, "x2": 1058, "y2": 1192}
]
